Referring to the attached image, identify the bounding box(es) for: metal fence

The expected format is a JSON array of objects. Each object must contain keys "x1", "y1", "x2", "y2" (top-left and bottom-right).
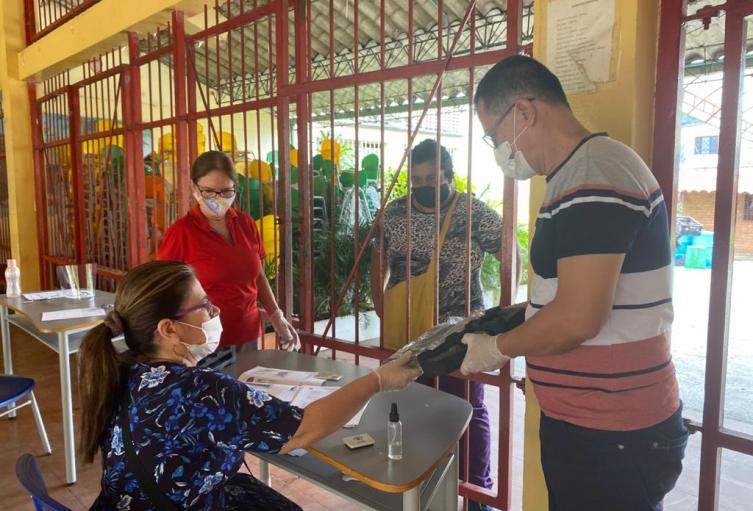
[
  {"x1": 24, "y1": 0, "x2": 102, "y2": 44},
  {"x1": 27, "y1": 1, "x2": 533, "y2": 508}
]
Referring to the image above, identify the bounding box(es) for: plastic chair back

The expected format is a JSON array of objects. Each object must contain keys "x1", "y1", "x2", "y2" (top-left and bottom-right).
[{"x1": 15, "y1": 454, "x2": 72, "y2": 511}]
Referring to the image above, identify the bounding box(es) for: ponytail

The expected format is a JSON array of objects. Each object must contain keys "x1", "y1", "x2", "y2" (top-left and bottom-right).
[
  {"x1": 78, "y1": 322, "x2": 124, "y2": 463},
  {"x1": 77, "y1": 260, "x2": 196, "y2": 464}
]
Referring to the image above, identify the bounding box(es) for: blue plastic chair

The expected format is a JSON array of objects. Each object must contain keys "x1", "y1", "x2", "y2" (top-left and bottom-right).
[
  {"x1": 1, "y1": 375, "x2": 51, "y2": 454},
  {"x1": 16, "y1": 454, "x2": 72, "y2": 511}
]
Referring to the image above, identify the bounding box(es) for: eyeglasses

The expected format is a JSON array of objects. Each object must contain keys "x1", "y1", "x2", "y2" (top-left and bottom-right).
[
  {"x1": 173, "y1": 300, "x2": 217, "y2": 319},
  {"x1": 152, "y1": 299, "x2": 217, "y2": 334},
  {"x1": 481, "y1": 97, "x2": 536, "y2": 149},
  {"x1": 198, "y1": 186, "x2": 236, "y2": 199}
]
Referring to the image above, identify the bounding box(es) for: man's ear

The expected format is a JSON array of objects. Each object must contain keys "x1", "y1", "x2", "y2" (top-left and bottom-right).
[{"x1": 518, "y1": 99, "x2": 536, "y2": 125}]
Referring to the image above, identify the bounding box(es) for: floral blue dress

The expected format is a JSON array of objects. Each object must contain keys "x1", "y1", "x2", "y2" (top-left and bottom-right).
[{"x1": 89, "y1": 362, "x2": 304, "y2": 510}]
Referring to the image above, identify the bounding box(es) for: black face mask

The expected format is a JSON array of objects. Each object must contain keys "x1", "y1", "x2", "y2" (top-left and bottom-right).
[{"x1": 413, "y1": 184, "x2": 450, "y2": 209}]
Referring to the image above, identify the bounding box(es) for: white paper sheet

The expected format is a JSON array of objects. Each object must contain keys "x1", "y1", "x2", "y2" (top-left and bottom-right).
[
  {"x1": 238, "y1": 366, "x2": 367, "y2": 427},
  {"x1": 41, "y1": 307, "x2": 106, "y2": 322},
  {"x1": 23, "y1": 290, "x2": 79, "y2": 301},
  {"x1": 546, "y1": 0, "x2": 615, "y2": 93},
  {"x1": 289, "y1": 386, "x2": 367, "y2": 428},
  {"x1": 239, "y1": 366, "x2": 326, "y2": 386},
  {"x1": 290, "y1": 385, "x2": 338, "y2": 408}
]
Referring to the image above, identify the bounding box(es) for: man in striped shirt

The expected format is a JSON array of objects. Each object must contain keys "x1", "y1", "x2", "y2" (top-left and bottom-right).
[{"x1": 461, "y1": 55, "x2": 688, "y2": 511}]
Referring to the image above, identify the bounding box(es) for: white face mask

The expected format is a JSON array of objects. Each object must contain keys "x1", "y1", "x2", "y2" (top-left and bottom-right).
[
  {"x1": 195, "y1": 192, "x2": 235, "y2": 218},
  {"x1": 493, "y1": 110, "x2": 536, "y2": 180},
  {"x1": 177, "y1": 315, "x2": 223, "y2": 362}
]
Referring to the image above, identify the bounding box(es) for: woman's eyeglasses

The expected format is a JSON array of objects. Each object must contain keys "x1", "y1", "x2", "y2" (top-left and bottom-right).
[
  {"x1": 198, "y1": 187, "x2": 236, "y2": 199},
  {"x1": 152, "y1": 300, "x2": 216, "y2": 334},
  {"x1": 173, "y1": 300, "x2": 217, "y2": 319}
]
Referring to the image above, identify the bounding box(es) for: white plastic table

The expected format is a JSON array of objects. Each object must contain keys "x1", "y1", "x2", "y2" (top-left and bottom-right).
[{"x1": 0, "y1": 291, "x2": 115, "y2": 484}]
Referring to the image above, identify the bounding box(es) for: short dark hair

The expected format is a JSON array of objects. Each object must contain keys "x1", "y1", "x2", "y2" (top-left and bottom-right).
[
  {"x1": 191, "y1": 150, "x2": 237, "y2": 184},
  {"x1": 474, "y1": 55, "x2": 570, "y2": 114},
  {"x1": 410, "y1": 139, "x2": 454, "y2": 180}
]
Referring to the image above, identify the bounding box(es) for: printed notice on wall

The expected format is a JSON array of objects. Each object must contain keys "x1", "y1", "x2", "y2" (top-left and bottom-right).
[{"x1": 546, "y1": 0, "x2": 615, "y2": 93}]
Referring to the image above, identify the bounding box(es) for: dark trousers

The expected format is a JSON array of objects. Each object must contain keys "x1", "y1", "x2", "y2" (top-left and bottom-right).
[
  {"x1": 540, "y1": 407, "x2": 688, "y2": 511},
  {"x1": 418, "y1": 374, "x2": 493, "y2": 490}
]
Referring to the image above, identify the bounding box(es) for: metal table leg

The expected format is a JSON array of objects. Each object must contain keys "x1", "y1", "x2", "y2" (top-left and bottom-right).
[
  {"x1": 259, "y1": 459, "x2": 272, "y2": 487},
  {"x1": 402, "y1": 486, "x2": 420, "y2": 511},
  {"x1": 439, "y1": 448, "x2": 459, "y2": 511},
  {"x1": 58, "y1": 331, "x2": 76, "y2": 484},
  {"x1": 1, "y1": 307, "x2": 15, "y2": 418}
]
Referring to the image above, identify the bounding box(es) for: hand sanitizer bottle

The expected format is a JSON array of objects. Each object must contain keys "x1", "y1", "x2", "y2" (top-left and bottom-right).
[{"x1": 388, "y1": 402, "x2": 402, "y2": 460}]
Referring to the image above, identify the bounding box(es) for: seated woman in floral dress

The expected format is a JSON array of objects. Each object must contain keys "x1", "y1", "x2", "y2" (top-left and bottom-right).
[{"x1": 79, "y1": 260, "x2": 420, "y2": 510}]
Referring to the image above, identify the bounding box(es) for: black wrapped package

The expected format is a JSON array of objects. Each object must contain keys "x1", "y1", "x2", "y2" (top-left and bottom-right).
[{"x1": 387, "y1": 304, "x2": 527, "y2": 378}]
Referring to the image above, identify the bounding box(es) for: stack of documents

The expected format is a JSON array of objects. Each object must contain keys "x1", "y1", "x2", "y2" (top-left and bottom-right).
[{"x1": 239, "y1": 366, "x2": 367, "y2": 428}]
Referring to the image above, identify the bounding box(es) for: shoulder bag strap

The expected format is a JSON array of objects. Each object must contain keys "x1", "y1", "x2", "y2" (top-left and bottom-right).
[{"x1": 118, "y1": 393, "x2": 180, "y2": 511}]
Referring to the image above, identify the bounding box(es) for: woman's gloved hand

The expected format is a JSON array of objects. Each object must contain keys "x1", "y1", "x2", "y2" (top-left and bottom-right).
[
  {"x1": 460, "y1": 332, "x2": 510, "y2": 375},
  {"x1": 269, "y1": 309, "x2": 301, "y2": 351},
  {"x1": 373, "y1": 353, "x2": 423, "y2": 391}
]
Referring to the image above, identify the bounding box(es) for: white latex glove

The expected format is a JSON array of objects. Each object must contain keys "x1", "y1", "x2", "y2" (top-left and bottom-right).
[
  {"x1": 373, "y1": 353, "x2": 423, "y2": 392},
  {"x1": 269, "y1": 309, "x2": 301, "y2": 351},
  {"x1": 460, "y1": 332, "x2": 510, "y2": 375}
]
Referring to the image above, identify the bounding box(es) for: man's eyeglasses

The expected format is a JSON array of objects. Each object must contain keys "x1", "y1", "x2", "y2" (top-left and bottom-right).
[
  {"x1": 481, "y1": 97, "x2": 536, "y2": 149},
  {"x1": 198, "y1": 187, "x2": 236, "y2": 199}
]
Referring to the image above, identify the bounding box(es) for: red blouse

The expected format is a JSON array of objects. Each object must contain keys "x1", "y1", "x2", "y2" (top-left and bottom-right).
[{"x1": 159, "y1": 205, "x2": 265, "y2": 346}]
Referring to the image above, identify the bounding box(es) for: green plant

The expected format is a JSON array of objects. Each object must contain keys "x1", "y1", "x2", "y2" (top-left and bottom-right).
[
  {"x1": 516, "y1": 222, "x2": 529, "y2": 286},
  {"x1": 479, "y1": 223, "x2": 530, "y2": 304},
  {"x1": 291, "y1": 222, "x2": 374, "y2": 320}
]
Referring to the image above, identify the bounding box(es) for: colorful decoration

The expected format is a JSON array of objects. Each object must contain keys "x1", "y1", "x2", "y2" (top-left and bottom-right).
[{"x1": 320, "y1": 139, "x2": 340, "y2": 165}]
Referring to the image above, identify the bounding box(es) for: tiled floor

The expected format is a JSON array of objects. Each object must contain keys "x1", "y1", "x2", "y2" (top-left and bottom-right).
[{"x1": 2, "y1": 325, "x2": 752, "y2": 511}]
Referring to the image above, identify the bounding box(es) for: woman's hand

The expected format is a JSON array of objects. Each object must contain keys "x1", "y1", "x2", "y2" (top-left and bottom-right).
[
  {"x1": 374, "y1": 352, "x2": 423, "y2": 391},
  {"x1": 269, "y1": 309, "x2": 300, "y2": 351},
  {"x1": 279, "y1": 352, "x2": 422, "y2": 454}
]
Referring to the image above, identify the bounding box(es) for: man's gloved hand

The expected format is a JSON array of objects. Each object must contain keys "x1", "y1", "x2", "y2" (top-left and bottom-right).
[
  {"x1": 269, "y1": 309, "x2": 301, "y2": 351},
  {"x1": 460, "y1": 332, "x2": 510, "y2": 375}
]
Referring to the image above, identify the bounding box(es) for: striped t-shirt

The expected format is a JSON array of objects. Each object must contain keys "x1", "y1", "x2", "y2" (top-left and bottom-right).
[{"x1": 527, "y1": 133, "x2": 680, "y2": 431}]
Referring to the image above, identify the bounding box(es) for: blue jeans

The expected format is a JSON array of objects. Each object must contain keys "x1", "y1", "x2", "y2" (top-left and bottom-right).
[{"x1": 540, "y1": 406, "x2": 688, "y2": 511}]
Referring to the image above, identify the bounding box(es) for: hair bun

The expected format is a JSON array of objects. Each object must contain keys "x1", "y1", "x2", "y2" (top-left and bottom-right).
[{"x1": 103, "y1": 310, "x2": 125, "y2": 337}]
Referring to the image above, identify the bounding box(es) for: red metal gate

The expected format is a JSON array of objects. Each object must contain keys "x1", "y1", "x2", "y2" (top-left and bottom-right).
[
  {"x1": 30, "y1": 51, "x2": 133, "y2": 291},
  {"x1": 283, "y1": 2, "x2": 531, "y2": 508},
  {"x1": 0, "y1": 94, "x2": 11, "y2": 289},
  {"x1": 27, "y1": 1, "x2": 532, "y2": 508},
  {"x1": 654, "y1": 1, "x2": 753, "y2": 509}
]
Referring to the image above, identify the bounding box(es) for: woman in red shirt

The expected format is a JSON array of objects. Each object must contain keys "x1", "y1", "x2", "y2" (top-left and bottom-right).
[{"x1": 159, "y1": 151, "x2": 297, "y2": 366}]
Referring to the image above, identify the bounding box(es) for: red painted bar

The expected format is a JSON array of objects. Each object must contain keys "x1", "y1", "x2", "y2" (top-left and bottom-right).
[
  {"x1": 28, "y1": 82, "x2": 50, "y2": 287},
  {"x1": 173, "y1": 10, "x2": 190, "y2": 217},
  {"x1": 280, "y1": 48, "x2": 518, "y2": 97},
  {"x1": 127, "y1": 33, "x2": 148, "y2": 265},
  {"x1": 67, "y1": 88, "x2": 86, "y2": 264},
  {"x1": 294, "y1": 0, "x2": 314, "y2": 335},
  {"x1": 699, "y1": 9, "x2": 746, "y2": 511}
]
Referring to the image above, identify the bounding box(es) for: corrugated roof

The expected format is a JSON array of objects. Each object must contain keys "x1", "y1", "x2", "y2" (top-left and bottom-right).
[{"x1": 188, "y1": 0, "x2": 533, "y2": 116}]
